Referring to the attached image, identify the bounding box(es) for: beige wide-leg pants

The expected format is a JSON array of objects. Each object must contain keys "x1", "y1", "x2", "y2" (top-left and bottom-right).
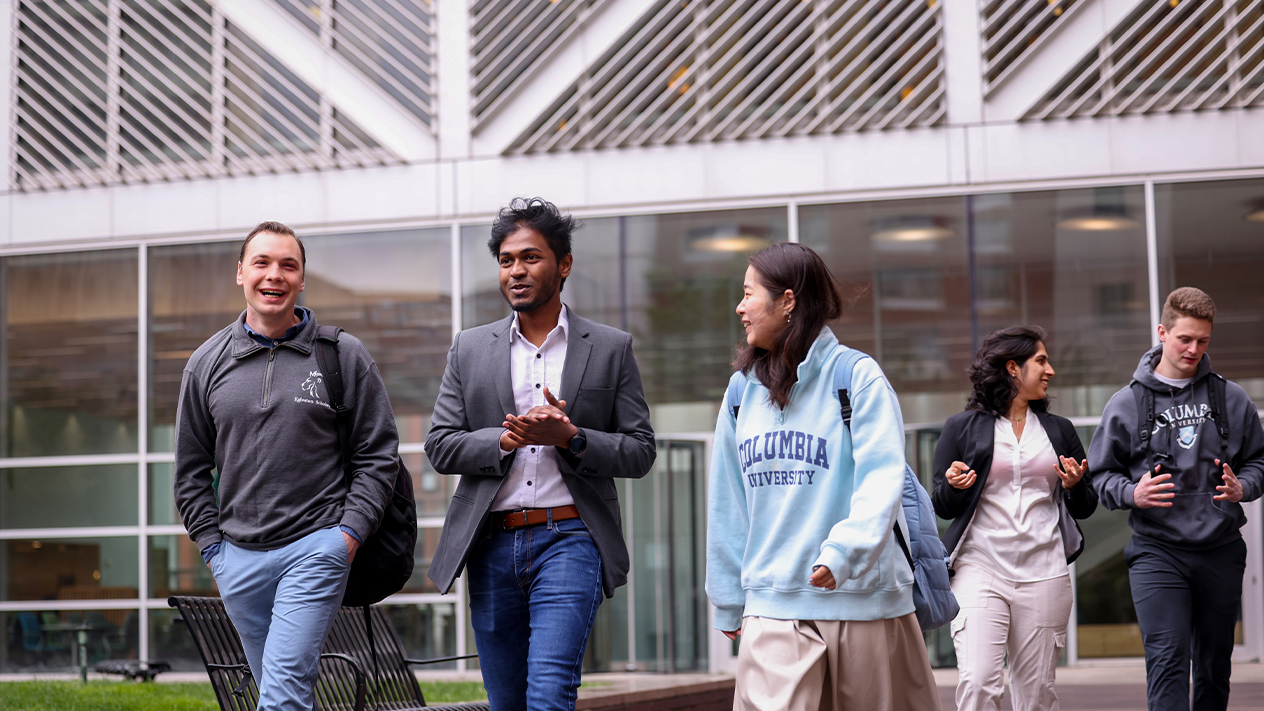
[
  {"x1": 949, "y1": 565, "x2": 1073, "y2": 711},
  {"x1": 734, "y1": 614, "x2": 942, "y2": 711}
]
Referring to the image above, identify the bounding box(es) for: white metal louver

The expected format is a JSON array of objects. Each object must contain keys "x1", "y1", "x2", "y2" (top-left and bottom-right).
[
  {"x1": 470, "y1": 0, "x2": 611, "y2": 129},
  {"x1": 1026, "y1": 0, "x2": 1264, "y2": 120},
  {"x1": 14, "y1": 0, "x2": 397, "y2": 192},
  {"x1": 271, "y1": 0, "x2": 434, "y2": 128},
  {"x1": 982, "y1": 0, "x2": 1081, "y2": 94},
  {"x1": 506, "y1": 0, "x2": 946, "y2": 155}
]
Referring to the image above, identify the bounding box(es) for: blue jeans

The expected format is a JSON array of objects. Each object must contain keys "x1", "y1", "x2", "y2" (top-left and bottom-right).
[
  {"x1": 467, "y1": 515, "x2": 604, "y2": 711},
  {"x1": 1127, "y1": 535, "x2": 1245, "y2": 711},
  {"x1": 209, "y1": 526, "x2": 350, "y2": 711}
]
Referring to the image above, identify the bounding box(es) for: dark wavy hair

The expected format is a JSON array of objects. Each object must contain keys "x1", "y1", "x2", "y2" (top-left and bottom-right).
[
  {"x1": 488, "y1": 197, "x2": 578, "y2": 291},
  {"x1": 734, "y1": 243, "x2": 843, "y2": 409},
  {"x1": 966, "y1": 325, "x2": 1049, "y2": 417}
]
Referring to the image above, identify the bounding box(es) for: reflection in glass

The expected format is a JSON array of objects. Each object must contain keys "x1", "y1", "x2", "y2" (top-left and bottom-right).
[
  {"x1": 1, "y1": 465, "x2": 138, "y2": 528},
  {"x1": 303, "y1": 228, "x2": 452, "y2": 443},
  {"x1": 3, "y1": 250, "x2": 139, "y2": 456},
  {"x1": 2, "y1": 536, "x2": 138, "y2": 602},
  {"x1": 461, "y1": 223, "x2": 502, "y2": 329},
  {"x1": 148, "y1": 241, "x2": 242, "y2": 452},
  {"x1": 381, "y1": 603, "x2": 458, "y2": 668},
  {"x1": 3, "y1": 608, "x2": 139, "y2": 673},
  {"x1": 149, "y1": 535, "x2": 217, "y2": 598},
  {"x1": 148, "y1": 462, "x2": 179, "y2": 526},
  {"x1": 1156, "y1": 178, "x2": 1264, "y2": 407},
  {"x1": 149, "y1": 608, "x2": 205, "y2": 671},
  {"x1": 801, "y1": 187, "x2": 1150, "y2": 423}
]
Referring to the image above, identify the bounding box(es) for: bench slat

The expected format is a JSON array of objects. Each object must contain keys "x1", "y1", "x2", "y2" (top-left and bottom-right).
[{"x1": 170, "y1": 596, "x2": 487, "y2": 711}]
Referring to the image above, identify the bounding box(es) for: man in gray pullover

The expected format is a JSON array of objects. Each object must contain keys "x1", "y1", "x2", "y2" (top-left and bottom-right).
[
  {"x1": 174, "y1": 222, "x2": 398, "y2": 711},
  {"x1": 1089, "y1": 287, "x2": 1264, "y2": 711}
]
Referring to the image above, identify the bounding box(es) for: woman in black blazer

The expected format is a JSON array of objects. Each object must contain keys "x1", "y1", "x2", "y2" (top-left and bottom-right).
[{"x1": 932, "y1": 326, "x2": 1097, "y2": 711}]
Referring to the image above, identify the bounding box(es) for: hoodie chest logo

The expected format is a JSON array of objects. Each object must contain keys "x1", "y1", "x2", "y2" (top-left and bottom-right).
[{"x1": 1177, "y1": 425, "x2": 1198, "y2": 450}]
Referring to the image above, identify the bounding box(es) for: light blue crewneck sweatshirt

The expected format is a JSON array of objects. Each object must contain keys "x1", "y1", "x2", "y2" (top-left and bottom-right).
[{"x1": 706, "y1": 327, "x2": 915, "y2": 632}]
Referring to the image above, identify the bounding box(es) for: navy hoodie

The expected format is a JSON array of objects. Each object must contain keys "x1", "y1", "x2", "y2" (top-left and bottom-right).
[{"x1": 1089, "y1": 345, "x2": 1264, "y2": 549}]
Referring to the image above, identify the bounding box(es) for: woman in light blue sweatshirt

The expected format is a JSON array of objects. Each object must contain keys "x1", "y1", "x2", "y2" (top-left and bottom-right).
[{"x1": 706, "y1": 243, "x2": 940, "y2": 711}]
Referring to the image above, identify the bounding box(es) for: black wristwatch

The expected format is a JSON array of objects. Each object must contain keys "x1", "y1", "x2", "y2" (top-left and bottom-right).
[{"x1": 567, "y1": 430, "x2": 587, "y2": 455}]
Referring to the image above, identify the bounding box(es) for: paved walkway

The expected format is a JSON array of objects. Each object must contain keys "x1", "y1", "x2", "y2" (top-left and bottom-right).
[
  {"x1": 931, "y1": 662, "x2": 1264, "y2": 711},
  {"x1": 16, "y1": 661, "x2": 1264, "y2": 710}
]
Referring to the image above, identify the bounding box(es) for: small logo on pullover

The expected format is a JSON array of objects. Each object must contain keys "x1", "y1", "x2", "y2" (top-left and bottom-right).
[{"x1": 301, "y1": 370, "x2": 324, "y2": 400}]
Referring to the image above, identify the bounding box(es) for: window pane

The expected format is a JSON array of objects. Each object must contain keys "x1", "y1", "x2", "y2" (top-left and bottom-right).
[
  {"x1": 149, "y1": 607, "x2": 204, "y2": 671},
  {"x1": 3, "y1": 249, "x2": 138, "y2": 456},
  {"x1": 800, "y1": 197, "x2": 971, "y2": 423},
  {"x1": 149, "y1": 534, "x2": 217, "y2": 598},
  {"x1": 628, "y1": 209, "x2": 787, "y2": 431},
  {"x1": 2, "y1": 536, "x2": 138, "y2": 601},
  {"x1": 1156, "y1": 178, "x2": 1264, "y2": 407},
  {"x1": 1, "y1": 465, "x2": 138, "y2": 528},
  {"x1": 148, "y1": 241, "x2": 242, "y2": 453},
  {"x1": 460, "y1": 223, "x2": 500, "y2": 329},
  {"x1": 302, "y1": 228, "x2": 452, "y2": 443},
  {"x1": 381, "y1": 603, "x2": 458, "y2": 667},
  {"x1": 148, "y1": 462, "x2": 179, "y2": 526},
  {"x1": 3, "y1": 608, "x2": 139, "y2": 673},
  {"x1": 801, "y1": 187, "x2": 1150, "y2": 422}
]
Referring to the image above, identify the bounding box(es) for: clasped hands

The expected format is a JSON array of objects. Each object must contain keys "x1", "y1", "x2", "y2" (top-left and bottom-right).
[
  {"x1": 944, "y1": 456, "x2": 1087, "y2": 491},
  {"x1": 499, "y1": 386, "x2": 578, "y2": 451},
  {"x1": 1134, "y1": 459, "x2": 1242, "y2": 508}
]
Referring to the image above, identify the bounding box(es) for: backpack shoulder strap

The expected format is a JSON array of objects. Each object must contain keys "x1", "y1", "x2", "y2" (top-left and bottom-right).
[
  {"x1": 726, "y1": 371, "x2": 749, "y2": 421},
  {"x1": 1130, "y1": 380, "x2": 1156, "y2": 475},
  {"x1": 832, "y1": 348, "x2": 870, "y2": 430},
  {"x1": 314, "y1": 326, "x2": 352, "y2": 477},
  {"x1": 1207, "y1": 372, "x2": 1231, "y2": 467}
]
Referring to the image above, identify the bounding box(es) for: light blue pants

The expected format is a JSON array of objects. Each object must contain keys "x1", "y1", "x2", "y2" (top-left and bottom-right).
[{"x1": 209, "y1": 526, "x2": 350, "y2": 711}]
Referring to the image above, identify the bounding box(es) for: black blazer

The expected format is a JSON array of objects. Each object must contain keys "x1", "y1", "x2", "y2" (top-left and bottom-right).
[{"x1": 932, "y1": 408, "x2": 1097, "y2": 565}]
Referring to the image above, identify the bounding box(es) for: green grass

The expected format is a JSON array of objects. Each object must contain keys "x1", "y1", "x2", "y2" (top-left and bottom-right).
[
  {"x1": 0, "y1": 680, "x2": 488, "y2": 710},
  {"x1": 417, "y1": 680, "x2": 488, "y2": 702},
  {"x1": 0, "y1": 681, "x2": 218, "y2": 711}
]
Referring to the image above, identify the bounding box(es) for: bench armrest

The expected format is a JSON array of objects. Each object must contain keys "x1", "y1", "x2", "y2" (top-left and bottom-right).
[{"x1": 318, "y1": 652, "x2": 368, "y2": 711}]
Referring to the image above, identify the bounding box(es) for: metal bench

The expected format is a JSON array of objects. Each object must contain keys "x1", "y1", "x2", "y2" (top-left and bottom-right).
[
  {"x1": 94, "y1": 659, "x2": 172, "y2": 681},
  {"x1": 169, "y1": 596, "x2": 488, "y2": 711}
]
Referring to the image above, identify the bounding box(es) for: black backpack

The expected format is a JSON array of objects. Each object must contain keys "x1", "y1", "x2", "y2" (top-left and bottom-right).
[{"x1": 313, "y1": 326, "x2": 418, "y2": 607}]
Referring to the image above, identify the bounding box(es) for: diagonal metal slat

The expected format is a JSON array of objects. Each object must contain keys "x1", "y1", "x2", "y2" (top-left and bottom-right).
[
  {"x1": 14, "y1": 0, "x2": 396, "y2": 191},
  {"x1": 507, "y1": 0, "x2": 944, "y2": 155},
  {"x1": 1024, "y1": 0, "x2": 1264, "y2": 121}
]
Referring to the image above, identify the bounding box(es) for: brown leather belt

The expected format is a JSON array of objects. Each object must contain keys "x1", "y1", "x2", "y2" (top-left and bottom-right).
[{"x1": 498, "y1": 505, "x2": 581, "y2": 530}]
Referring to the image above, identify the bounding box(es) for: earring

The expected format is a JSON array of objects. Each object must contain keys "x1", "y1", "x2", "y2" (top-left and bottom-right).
[{"x1": 785, "y1": 311, "x2": 792, "y2": 323}]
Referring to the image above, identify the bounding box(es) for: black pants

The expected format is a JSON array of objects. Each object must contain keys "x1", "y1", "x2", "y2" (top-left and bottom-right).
[{"x1": 1126, "y1": 535, "x2": 1246, "y2": 711}]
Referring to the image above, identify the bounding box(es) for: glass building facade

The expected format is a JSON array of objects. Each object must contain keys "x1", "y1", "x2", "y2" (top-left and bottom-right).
[{"x1": 1, "y1": 176, "x2": 1263, "y2": 673}]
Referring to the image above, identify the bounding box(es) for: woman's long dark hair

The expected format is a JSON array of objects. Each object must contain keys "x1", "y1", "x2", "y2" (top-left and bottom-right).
[
  {"x1": 966, "y1": 325, "x2": 1049, "y2": 417},
  {"x1": 734, "y1": 243, "x2": 843, "y2": 409}
]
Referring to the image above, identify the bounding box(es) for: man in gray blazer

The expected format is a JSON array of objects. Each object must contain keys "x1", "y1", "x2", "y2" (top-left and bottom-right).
[{"x1": 425, "y1": 197, "x2": 655, "y2": 711}]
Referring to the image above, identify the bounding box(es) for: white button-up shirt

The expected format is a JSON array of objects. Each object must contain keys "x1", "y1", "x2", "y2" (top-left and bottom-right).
[
  {"x1": 490, "y1": 305, "x2": 576, "y2": 512},
  {"x1": 955, "y1": 407, "x2": 1067, "y2": 582}
]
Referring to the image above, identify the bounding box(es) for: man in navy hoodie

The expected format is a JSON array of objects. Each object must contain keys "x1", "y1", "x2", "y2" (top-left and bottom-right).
[{"x1": 1090, "y1": 287, "x2": 1264, "y2": 711}]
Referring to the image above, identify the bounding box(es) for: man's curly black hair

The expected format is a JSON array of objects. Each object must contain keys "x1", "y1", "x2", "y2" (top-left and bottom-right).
[{"x1": 488, "y1": 197, "x2": 579, "y2": 291}]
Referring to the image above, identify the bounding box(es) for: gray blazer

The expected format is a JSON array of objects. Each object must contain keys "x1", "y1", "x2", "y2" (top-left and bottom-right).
[{"x1": 424, "y1": 311, "x2": 656, "y2": 597}]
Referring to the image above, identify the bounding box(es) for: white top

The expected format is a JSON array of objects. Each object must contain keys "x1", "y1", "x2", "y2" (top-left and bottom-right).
[
  {"x1": 1154, "y1": 372, "x2": 1193, "y2": 389},
  {"x1": 955, "y1": 407, "x2": 1068, "y2": 582},
  {"x1": 490, "y1": 305, "x2": 576, "y2": 512}
]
